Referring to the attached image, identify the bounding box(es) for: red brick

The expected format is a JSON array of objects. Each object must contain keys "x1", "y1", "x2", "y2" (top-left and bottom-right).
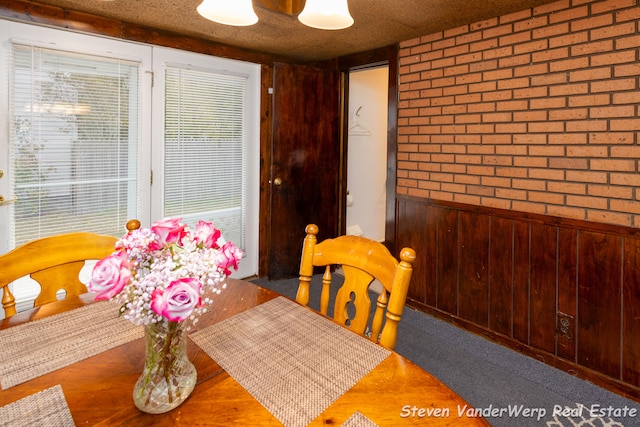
[
  {"x1": 567, "y1": 195, "x2": 608, "y2": 209},
  {"x1": 470, "y1": 39, "x2": 500, "y2": 52},
  {"x1": 548, "y1": 181, "x2": 586, "y2": 195},
  {"x1": 530, "y1": 97, "x2": 565, "y2": 109},
  {"x1": 469, "y1": 59, "x2": 499, "y2": 72},
  {"x1": 529, "y1": 191, "x2": 565, "y2": 205},
  {"x1": 549, "y1": 83, "x2": 588, "y2": 97},
  {"x1": 570, "y1": 40, "x2": 613, "y2": 57},
  {"x1": 501, "y1": 8, "x2": 533, "y2": 24},
  {"x1": 549, "y1": 108, "x2": 587, "y2": 121},
  {"x1": 569, "y1": 67, "x2": 611, "y2": 82},
  {"x1": 591, "y1": 50, "x2": 637, "y2": 67},
  {"x1": 549, "y1": 5, "x2": 589, "y2": 24},
  {"x1": 590, "y1": 105, "x2": 635, "y2": 118},
  {"x1": 513, "y1": 201, "x2": 548, "y2": 215},
  {"x1": 548, "y1": 206, "x2": 588, "y2": 221},
  {"x1": 528, "y1": 121, "x2": 565, "y2": 132},
  {"x1": 456, "y1": 32, "x2": 483, "y2": 45},
  {"x1": 585, "y1": 210, "x2": 632, "y2": 227},
  {"x1": 444, "y1": 25, "x2": 469, "y2": 38},
  {"x1": 568, "y1": 94, "x2": 610, "y2": 107},
  {"x1": 589, "y1": 132, "x2": 634, "y2": 144},
  {"x1": 468, "y1": 102, "x2": 497, "y2": 113},
  {"x1": 610, "y1": 119, "x2": 640, "y2": 131},
  {"x1": 467, "y1": 124, "x2": 495, "y2": 134},
  {"x1": 513, "y1": 134, "x2": 547, "y2": 145},
  {"x1": 496, "y1": 123, "x2": 527, "y2": 133},
  {"x1": 615, "y1": 6, "x2": 640, "y2": 22},
  {"x1": 589, "y1": 184, "x2": 633, "y2": 199},
  {"x1": 591, "y1": 78, "x2": 637, "y2": 92},
  {"x1": 455, "y1": 73, "x2": 483, "y2": 85},
  {"x1": 549, "y1": 157, "x2": 589, "y2": 170},
  {"x1": 534, "y1": 0, "x2": 570, "y2": 15},
  {"x1": 470, "y1": 81, "x2": 497, "y2": 93},
  {"x1": 421, "y1": 32, "x2": 444, "y2": 43},
  {"x1": 513, "y1": 178, "x2": 546, "y2": 191},
  {"x1": 514, "y1": 156, "x2": 548, "y2": 167},
  {"x1": 496, "y1": 166, "x2": 528, "y2": 178},
  {"x1": 591, "y1": 0, "x2": 637, "y2": 14},
  {"x1": 550, "y1": 57, "x2": 589, "y2": 72},
  {"x1": 515, "y1": 39, "x2": 549, "y2": 55},
  {"x1": 571, "y1": 14, "x2": 613, "y2": 32},
  {"x1": 566, "y1": 120, "x2": 608, "y2": 132},
  {"x1": 499, "y1": 54, "x2": 531, "y2": 68},
  {"x1": 485, "y1": 134, "x2": 513, "y2": 145},
  {"x1": 455, "y1": 114, "x2": 481, "y2": 124},
  {"x1": 456, "y1": 93, "x2": 482, "y2": 104},
  {"x1": 615, "y1": 63, "x2": 640, "y2": 77},
  {"x1": 497, "y1": 77, "x2": 530, "y2": 90},
  {"x1": 514, "y1": 110, "x2": 547, "y2": 122},
  {"x1": 483, "y1": 46, "x2": 514, "y2": 60},
  {"x1": 533, "y1": 47, "x2": 569, "y2": 62},
  {"x1": 591, "y1": 22, "x2": 636, "y2": 40},
  {"x1": 456, "y1": 52, "x2": 483, "y2": 65},
  {"x1": 455, "y1": 194, "x2": 481, "y2": 204},
  {"x1": 591, "y1": 159, "x2": 636, "y2": 172},
  {"x1": 513, "y1": 86, "x2": 548, "y2": 99},
  {"x1": 610, "y1": 200, "x2": 640, "y2": 215},
  {"x1": 531, "y1": 73, "x2": 568, "y2": 86},
  {"x1": 500, "y1": 31, "x2": 531, "y2": 47},
  {"x1": 549, "y1": 31, "x2": 589, "y2": 48},
  {"x1": 514, "y1": 63, "x2": 549, "y2": 77},
  {"x1": 566, "y1": 171, "x2": 608, "y2": 183},
  {"x1": 548, "y1": 133, "x2": 587, "y2": 145}
]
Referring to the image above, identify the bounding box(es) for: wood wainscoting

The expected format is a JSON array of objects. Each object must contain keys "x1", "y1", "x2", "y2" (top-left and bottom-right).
[{"x1": 396, "y1": 194, "x2": 640, "y2": 401}]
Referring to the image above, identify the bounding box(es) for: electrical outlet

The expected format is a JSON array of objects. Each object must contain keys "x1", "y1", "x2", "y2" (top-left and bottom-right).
[{"x1": 557, "y1": 312, "x2": 574, "y2": 340}]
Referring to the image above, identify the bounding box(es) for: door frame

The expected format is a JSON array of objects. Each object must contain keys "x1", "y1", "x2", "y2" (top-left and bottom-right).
[{"x1": 338, "y1": 45, "x2": 399, "y2": 252}]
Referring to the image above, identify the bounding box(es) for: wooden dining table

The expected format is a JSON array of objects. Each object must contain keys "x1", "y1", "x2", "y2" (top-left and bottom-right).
[{"x1": 0, "y1": 278, "x2": 489, "y2": 426}]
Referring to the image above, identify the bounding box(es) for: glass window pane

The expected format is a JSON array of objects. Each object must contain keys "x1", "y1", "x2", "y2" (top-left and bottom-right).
[{"x1": 11, "y1": 44, "x2": 140, "y2": 246}]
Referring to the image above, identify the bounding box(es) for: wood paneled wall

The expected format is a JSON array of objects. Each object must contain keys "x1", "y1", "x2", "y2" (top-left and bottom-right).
[{"x1": 396, "y1": 194, "x2": 640, "y2": 401}]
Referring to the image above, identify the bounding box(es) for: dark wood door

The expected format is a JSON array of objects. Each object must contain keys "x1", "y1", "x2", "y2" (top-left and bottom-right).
[{"x1": 268, "y1": 63, "x2": 341, "y2": 279}]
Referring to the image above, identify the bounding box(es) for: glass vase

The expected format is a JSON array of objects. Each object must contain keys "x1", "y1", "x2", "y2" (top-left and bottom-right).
[{"x1": 133, "y1": 319, "x2": 197, "y2": 414}]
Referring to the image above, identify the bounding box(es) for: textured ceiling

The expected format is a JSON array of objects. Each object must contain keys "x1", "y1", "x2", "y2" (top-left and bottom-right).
[{"x1": 32, "y1": 0, "x2": 559, "y2": 61}]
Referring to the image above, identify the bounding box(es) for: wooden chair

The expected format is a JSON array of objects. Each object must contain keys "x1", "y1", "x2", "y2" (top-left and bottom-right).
[
  {"x1": 297, "y1": 224, "x2": 416, "y2": 350},
  {"x1": 0, "y1": 227, "x2": 126, "y2": 318}
]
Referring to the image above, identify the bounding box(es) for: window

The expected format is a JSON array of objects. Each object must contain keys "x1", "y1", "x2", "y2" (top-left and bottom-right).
[
  {"x1": 163, "y1": 66, "x2": 248, "y2": 257},
  {"x1": 10, "y1": 44, "x2": 140, "y2": 245},
  {"x1": 0, "y1": 22, "x2": 259, "y2": 315}
]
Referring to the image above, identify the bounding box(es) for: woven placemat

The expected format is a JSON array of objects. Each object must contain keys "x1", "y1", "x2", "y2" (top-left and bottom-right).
[
  {"x1": 0, "y1": 384, "x2": 75, "y2": 427},
  {"x1": 190, "y1": 297, "x2": 390, "y2": 427},
  {"x1": 341, "y1": 411, "x2": 379, "y2": 427},
  {"x1": 0, "y1": 301, "x2": 143, "y2": 389}
]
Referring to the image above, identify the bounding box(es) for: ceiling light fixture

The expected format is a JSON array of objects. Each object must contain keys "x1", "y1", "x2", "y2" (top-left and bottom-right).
[
  {"x1": 298, "y1": 0, "x2": 354, "y2": 30},
  {"x1": 196, "y1": 0, "x2": 259, "y2": 26}
]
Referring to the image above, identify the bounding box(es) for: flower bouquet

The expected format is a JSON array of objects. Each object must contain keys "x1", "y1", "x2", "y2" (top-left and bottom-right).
[{"x1": 89, "y1": 217, "x2": 243, "y2": 413}]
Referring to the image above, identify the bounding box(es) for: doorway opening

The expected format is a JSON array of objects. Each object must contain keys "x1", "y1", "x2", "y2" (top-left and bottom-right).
[{"x1": 346, "y1": 66, "x2": 389, "y2": 243}]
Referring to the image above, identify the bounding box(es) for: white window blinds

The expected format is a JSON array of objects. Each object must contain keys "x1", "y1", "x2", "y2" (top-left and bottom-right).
[
  {"x1": 163, "y1": 66, "x2": 247, "y2": 249},
  {"x1": 10, "y1": 43, "x2": 140, "y2": 246}
]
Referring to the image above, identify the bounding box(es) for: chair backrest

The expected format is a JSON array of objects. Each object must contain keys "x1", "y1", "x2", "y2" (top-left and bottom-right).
[
  {"x1": 0, "y1": 222, "x2": 140, "y2": 318},
  {"x1": 297, "y1": 224, "x2": 416, "y2": 350}
]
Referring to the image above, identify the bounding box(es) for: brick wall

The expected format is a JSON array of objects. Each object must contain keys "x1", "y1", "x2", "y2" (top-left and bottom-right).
[{"x1": 397, "y1": 0, "x2": 640, "y2": 228}]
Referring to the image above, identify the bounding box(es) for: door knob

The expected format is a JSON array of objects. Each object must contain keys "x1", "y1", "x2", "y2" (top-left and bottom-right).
[{"x1": 273, "y1": 177, "x2": 282, "y2": 186}]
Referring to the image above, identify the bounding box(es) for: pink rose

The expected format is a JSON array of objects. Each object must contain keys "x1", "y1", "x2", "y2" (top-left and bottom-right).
[
  {"x1": 90, "y1": 251, "x2": 131, "y2": 301},
  {"x1": 150, "y1": 218, "x2": 187, "y2": 250},
  {"x1": 217, "y1": 242, "x2": 243, "y2": 275},
  {"x1": 150, "y1": 278, "x2": 202, "y2": 322},
  {"x1": 194, "y1": 220, "x2": 221, "y2": 249}
]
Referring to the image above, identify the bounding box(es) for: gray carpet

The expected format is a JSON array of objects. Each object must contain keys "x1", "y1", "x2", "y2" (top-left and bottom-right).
[{"x1": 250, "y1": 275, "x2": 640, "y2": 427}]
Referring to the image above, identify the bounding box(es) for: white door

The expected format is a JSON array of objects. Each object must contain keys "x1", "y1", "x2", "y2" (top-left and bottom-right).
[{"x1": 150, "y1": 48, "x2": 260, "y2": 279}]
